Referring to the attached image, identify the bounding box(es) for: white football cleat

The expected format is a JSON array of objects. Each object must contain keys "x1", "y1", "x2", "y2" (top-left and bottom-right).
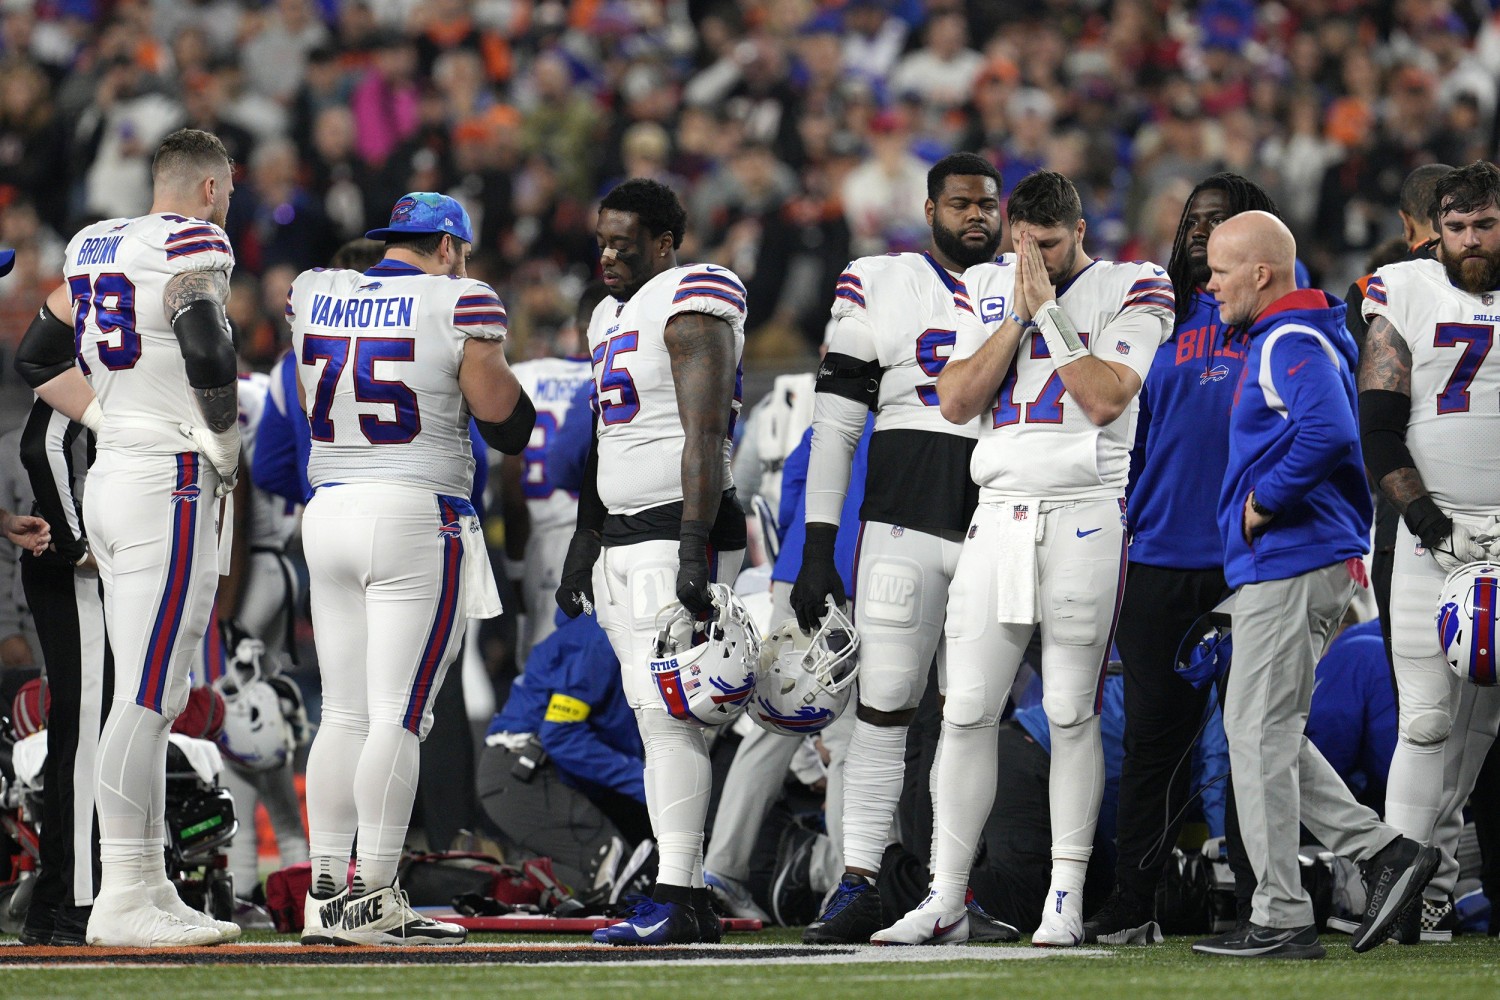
[
  {"x1": 86, "y1": 887, "x2": 223, "y2": 947},
  {"x1": 1032, "y1": 885, "x2": 1084, "y2": 947},
  {"x1": 870, "y1": 890, "x2": 969, "y2": 945},
  {"x1": 146, "y1": 880, "x2": 241, "y2": 941},
  {"x1": 333, "y1": 881, "x2": 467, "y2": 946},
  {"x1": 301, "y1": 887, "x2": 349, "y2": 945}
]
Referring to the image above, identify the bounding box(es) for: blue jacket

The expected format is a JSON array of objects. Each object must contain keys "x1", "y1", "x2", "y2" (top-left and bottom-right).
[
  {"x1": 1219, "y1": 290, "x2": 1371, "y2": 588},
  {"x1": 772, "y1": 415, "x2": 872, "y2": 592},
  {"x1": 250, "y1": 351, "x2": 490, "y2": 513},
  {"x1": 487, "y1": 614, "x2": 644, "y2": 802},
  {"x1": 548, "y1": 379, "x2": 595, "y2": 494},
  {"x1": 1306, "y1": 620, "x2": 1397, "y2": 811},
  {"x1": 1128, "y1": 290, "x2": 1248, "y2": 570}
]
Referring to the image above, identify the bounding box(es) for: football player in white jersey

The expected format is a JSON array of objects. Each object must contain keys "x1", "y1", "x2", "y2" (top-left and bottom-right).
[
  {"x1": 874, "y1": 170, "x2": 1173, "y2": 946},
  {"x1": 553, "y1": 179, "x2": 748, "y2": 945},
  {"x1": 290, "y1": 193, "x2": 534, "y2": 946},
  {"x1": 792, "y1": 152, "x2": 1005, "y2": 945},
  {"x1": 1359, "y1": 160, "x2": 1500, "y2": 931},
  {"x1": 498, "y1": 282, "x2": 605, "y2": 663},
  {"x1": 15, "y1": 129, "x2": 243, "y2": 947}
]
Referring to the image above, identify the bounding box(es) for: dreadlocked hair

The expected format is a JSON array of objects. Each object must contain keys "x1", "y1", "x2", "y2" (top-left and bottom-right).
[{"x1": 1166, "y1": 173, "x2": 1281, "y2": 328}]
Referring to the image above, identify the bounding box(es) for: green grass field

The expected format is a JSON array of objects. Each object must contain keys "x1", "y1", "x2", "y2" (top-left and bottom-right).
[{"x1": 4, "y1": 929, "x2": 1499, "y2": 1000}]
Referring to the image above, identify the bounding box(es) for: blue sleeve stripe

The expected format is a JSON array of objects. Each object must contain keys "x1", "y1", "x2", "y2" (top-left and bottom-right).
[
  {"x1": 681, "y1": 272, "x2": 746, "y2": 295},
  {"x1": 457, "y1": 294, "x2": 503, "y2": 307},
  {"x1": 838, "y1": 271, "x2": 863, "y2": 288},
  {"x1": 835, "y1": 287, "x2": 866, "y2": 308},
  {"x1": 1125, "y1": 294, "x2": 1175, "y2": 311},
  {"x1": 1129, "y1": 278, "x2": 1173, "y2": 292},
  {"x1": 1366, "y1": 280, "x2": 1387, "y2": 305},
  {"x1": 165, "y1": 240, "x2": 233, "y2": 259},
  {"x1": 167, "y1": 227, "x2": 221, "y2": 243},
  {"x1": 455, "y1": 314, "x2": 508, "y2": 327},
  {"x1": 674, "y1": 288, "x2": 746, "y2": 312}
]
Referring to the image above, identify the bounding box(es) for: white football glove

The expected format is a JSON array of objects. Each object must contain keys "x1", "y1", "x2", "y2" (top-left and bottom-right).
[
  {"x1": 1433, "y1": 519, "x2": 1494, "y2": 573},
  {"x1": 179, "y1": 422, "x2": 240, "y2": 497}
]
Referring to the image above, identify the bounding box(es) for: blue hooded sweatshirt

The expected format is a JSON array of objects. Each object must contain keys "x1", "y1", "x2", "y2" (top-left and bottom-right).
[{"x1": 1218, "y1": 289, "x2": 1371, "y2": 588}]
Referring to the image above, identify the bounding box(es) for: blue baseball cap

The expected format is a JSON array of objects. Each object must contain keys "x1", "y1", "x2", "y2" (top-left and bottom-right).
[
  {"x1": 366, "y1": 192, "x2": 474, "y2": 244},
  {"x1": 0, "y1": 250, "x2": 13, "y2": 277}
]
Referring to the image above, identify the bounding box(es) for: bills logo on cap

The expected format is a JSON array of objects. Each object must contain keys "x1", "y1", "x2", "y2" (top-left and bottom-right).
[{"x1": 390, "y1": 197, "x2": 416, "y2": 222}]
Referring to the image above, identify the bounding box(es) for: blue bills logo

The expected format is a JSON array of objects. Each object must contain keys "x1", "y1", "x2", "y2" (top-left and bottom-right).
[
  {"x1": 754, "y1": 698, "x2": 835, "y2": 732},
  {"x1": 439, "y1": 521, "x2": 462, "y2": 538},
  {"x1": 1201, "y1": 364, "x2": 1230, "y2": 384},
  {"x1": 171, "y1": 484, "x2": 201, "y2": 504}
]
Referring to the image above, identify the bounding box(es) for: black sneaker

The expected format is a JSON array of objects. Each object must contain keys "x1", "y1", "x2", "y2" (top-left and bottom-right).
[
  {"x1": 49, "y1": 904, "x2": 91, "y2": 947},
  {"x1": 1193, "y1": 921, "x2": 1325, "y2": 959},
  {"x1": 965, "y1": 890, "x2": 1021, "y2": 943},
  {"x1": 1081, "y1": 890, "x2": 1162, "y2": 945},
  {"x1": 1351, "y1": 838, "x2": 1440, "y2": 953},
  {"x1": 693, "y1": 888, "x2": 722, "y2": 943},
  {"x1": 18, "y1": 897, "x2": 55, "y2": 947},
  {"x1": 1393, "y1": 896, "x2": 1457, "y2": 945},
  {"x1": 803, "y1": 874, "x2": 884, "y2": 945}
]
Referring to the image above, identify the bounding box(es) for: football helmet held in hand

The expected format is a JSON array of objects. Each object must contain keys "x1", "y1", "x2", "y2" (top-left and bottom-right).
[
  {"x1": 750, "y1": 597, "x2": 860, "y2": 736},
  {"x1": 214, "y1": 638, "x2": 297, "y2": 769},
  {"x1": 648, "y1": 584, "x2": 761, "y2": 726},
  {"x1": 1436, "y1": 562, "x2": 1500, "y2": 686}
]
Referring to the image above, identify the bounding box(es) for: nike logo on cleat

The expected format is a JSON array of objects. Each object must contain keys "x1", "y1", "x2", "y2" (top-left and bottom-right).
[
  {"x1": 632, "y1": 918, "x2": 669, "y2": 937},
  {"x1": 318, "y1": 898, "x2": 345, "y2": 926},
  {"x1": 933, "y1": 915, "x2": 964, "y2": 937},
  {"x1": 1076, "y1": 528, "x2": 1101, "y2": 538}
]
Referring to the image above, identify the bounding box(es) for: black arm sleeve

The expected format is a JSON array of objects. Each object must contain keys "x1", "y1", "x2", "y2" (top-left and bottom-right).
[
  {"x1": 171, "y1": 298, "x2": 237, "y2": 389},
  {"x1": 474, "y1": 389, "x2": 537, "y2": 455},
  {"x1": 14, "y1": 303, "x2": 77, "y2": 388},
  {"x1": 815, "y1": 352, "x2": 882, "y2": 410},
  {"x1": 1359, "y1": 389, "x2": 1417, "y2": 485},
  {"x1": 575, "y1": 418, "x2": 605, "y2": 534},
  {"x1": 18, "y1": 397, "x2": 87, "y2": 563}
]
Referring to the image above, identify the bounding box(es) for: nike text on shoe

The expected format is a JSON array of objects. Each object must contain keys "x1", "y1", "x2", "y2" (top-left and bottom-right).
[
  {"x1": 1351, "y1": 838, "x2": 1440, "y2": 953},
  {"x1": 1031, "y1": 887, "x2": 1084, "y2": 947},
  {"x1": 1193, "y1": 922, "x2": 1325, "y2": 959},
  {"x1": 147, "y1": 880, "x2": 241, "y2": 942},
  {"x1": 871, "y1": 890, "x2": 969, "y2": 945},
  {"x1": 964, "y1": 890, "x2": 1020, "y2": 943},
  {"x1": 705, "y1": 870, "x2": 771, "y2": 924},
  {"x1": 85, "y1": 888, "x2": 223, "y2": 948},
  {"x1": 301, "y1": 887, "x2": 349, "y2": 945},
  {"x1": 803, "y1": 873, "x2": 884, "y2": 944},
  {"x1": 333, "y1": 881, "x2": 467, "y2": 946},
  {"x1": 591, "y1": 896, "x2": 699, "y2": 946},
  {"x1": 1081, "y1": 891, "x2": 1163, "y2": 945}
]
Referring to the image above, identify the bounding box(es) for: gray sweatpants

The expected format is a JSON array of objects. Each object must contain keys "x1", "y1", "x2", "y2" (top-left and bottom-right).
[{"x1": 1224, "y1": 561, "x2": 1398, "y2": 928}]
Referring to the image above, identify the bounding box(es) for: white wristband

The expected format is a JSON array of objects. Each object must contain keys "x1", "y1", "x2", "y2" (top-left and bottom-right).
[
  {"x1": 1034, "y1": 301, "x2": 1088, "y2": 368},
  {"x1": 80, "y1": 398, "x2": 103, "y2": 434}
]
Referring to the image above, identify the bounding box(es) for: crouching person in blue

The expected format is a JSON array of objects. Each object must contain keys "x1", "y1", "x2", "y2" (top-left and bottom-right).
[
  {"x1": 1194, "y1": 211, "x2": 1436, "y2": 960},
  {"x1": 476, "y1": 613, "x2": 650, "y2": 890}
]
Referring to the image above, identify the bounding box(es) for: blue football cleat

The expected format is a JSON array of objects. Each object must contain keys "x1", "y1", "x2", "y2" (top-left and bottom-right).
[{"x1": 593, "y1": 896, "x2": 700, "y2": 946}]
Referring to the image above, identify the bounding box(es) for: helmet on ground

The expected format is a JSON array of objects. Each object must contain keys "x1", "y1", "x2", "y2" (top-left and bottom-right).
[
  {"x1": 749, "y1": 597, "x2": 860, "y2": 736},
  {"x1": 1437, "y1": 562, "x2": 1500, "y2": 686},
  {"x1": 648, "y1": 584, "x2": 761, "y2": 726}
]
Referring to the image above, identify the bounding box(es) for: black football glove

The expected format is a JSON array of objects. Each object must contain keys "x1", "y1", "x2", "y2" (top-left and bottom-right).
[
  {"x1": 790, "y1": 522, "x2": 846, "y2": 633},
  {"x1": 676, "y1": 519, "x2": 715, "y2": 616},
  {"x1": 555, "y1": 530, "x2": 602, "y2": 618}
]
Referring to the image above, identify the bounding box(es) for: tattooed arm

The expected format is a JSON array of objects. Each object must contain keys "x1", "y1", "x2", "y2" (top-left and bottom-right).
[
  {"x1": 665, "y1": 310, "x2": 737, "y2": 613},
  {"x1": 1357, "y1": 314, "x2": 1426, "y2": 512},
  {"x1": 164, "y1": 267, "x2": 237, "y2": 432}
]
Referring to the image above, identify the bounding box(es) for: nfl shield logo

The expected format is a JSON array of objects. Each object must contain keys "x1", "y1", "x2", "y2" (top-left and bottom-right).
[
  {"x1": 1115, "y1": 342, "x2": 1131, "y2": 356},
  {"x1": 891, "y1": 525, "x2": 904, "y2": 537},
  {"x1": 968, "y1": 525, "x2": 978, "y2": 539},
  {"x1": 1013, "y1": 504, "x2": 1029, "y2": 521},
  {"x1": 1485, "y1": 294, "x2": 1495, "y2": 306}
]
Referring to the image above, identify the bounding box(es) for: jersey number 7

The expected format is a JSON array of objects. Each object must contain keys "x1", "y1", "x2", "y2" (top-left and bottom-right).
[
  {"x1": 993, "y1": 331, "x2": 1091, "y2": 427},
  {"x1": 302, "y1": 334, "x2": 422, "y2": 443}
]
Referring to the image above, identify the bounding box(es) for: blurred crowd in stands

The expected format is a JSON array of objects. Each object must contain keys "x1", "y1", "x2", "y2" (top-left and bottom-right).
[{"x1": 1, "y1": 0, "x2": 1499, "y2": 368}]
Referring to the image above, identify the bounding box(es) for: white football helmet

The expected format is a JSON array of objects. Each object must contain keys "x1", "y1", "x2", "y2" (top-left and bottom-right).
[
  {"x1": 749, "y1": 598, "x2": 860, "y2": 736},
  {"x1": 1436, "y1": 562, "x2": 1500, "y2": 686},
  {"x1": 214, "y1": 638, "x2": 297, "y2": 770},
  {"x1": 648, "y1": 584, "x2": 761, "y2": 726}
]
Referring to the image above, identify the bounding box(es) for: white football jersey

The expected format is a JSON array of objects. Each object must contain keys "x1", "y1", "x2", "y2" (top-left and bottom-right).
[
  {"x1": 588, "y1": 264, "x2": 747, "y2": 515},
  {"x1": 512, "y1": 355, "x2": 593, "y2": 531},
  {"x1": 288, "y1": 261, "x2": 508, "y2": 496},
  {"x1": 954, "y1": 258, "x2": 1173, "y2": 502},
  {"x1": 237, "y1": 372, "x2": 300, "y2": 551},
  {"x1": 827, "y1": 252, "x2": 982, "y2": 440},
  {"x1": 1364, "y1": 258, "x2": 1500, "y2": 515},
  {"x1": 64, "y1": 213, "x2": 235, "y2": 455}
]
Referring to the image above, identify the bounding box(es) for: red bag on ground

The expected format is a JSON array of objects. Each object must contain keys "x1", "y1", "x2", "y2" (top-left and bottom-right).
[{"x1": 265, "y1": 861, "x2": 311, "y2": 932}]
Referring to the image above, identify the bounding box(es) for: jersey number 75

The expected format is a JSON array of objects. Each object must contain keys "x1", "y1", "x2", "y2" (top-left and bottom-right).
[{"x1": 302, "y1": 334, "x2": 422, "y2": 443}]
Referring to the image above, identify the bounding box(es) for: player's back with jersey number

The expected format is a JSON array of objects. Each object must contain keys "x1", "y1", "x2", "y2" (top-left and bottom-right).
[
  {"x1": 1364, "y1": 258, "x2": 1500, "y2": 515},
  {"x1": 65, "y1": 213, "x2": 235, "y2": 455},
  {"x1": 587, "y1": 264, "x2": 747, "y2": 515},
  {"x1": 958, "y1": 258, "x2": 1173, "y2": 501},
  {"x1": 288, "y1": 263, "x2": 508, "y2": 495},
  {"x1": 512, "y1": 355, "x2": 593, "y2": 529}
]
